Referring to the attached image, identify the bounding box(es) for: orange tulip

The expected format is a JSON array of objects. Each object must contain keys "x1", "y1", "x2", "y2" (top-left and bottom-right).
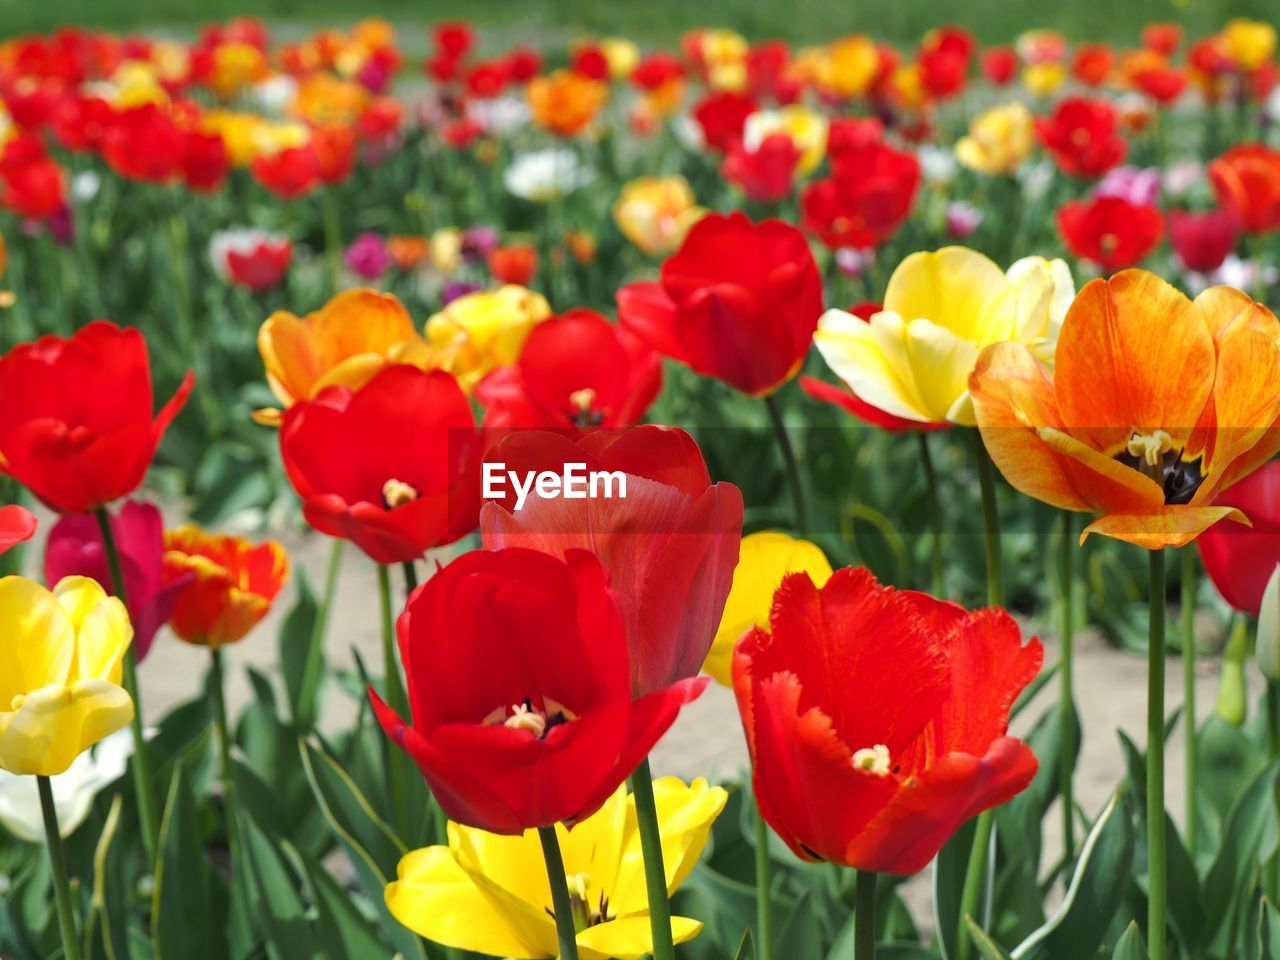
[
  {"x1": 254, "y1": 287, "x2": 423, "y2": 425},
  {"x1": 162, "y1": 525, "x2": 289, "y2": 648},
  {"x1": 970, "y1": 271, "x2": 1280, "y2": 549},
  {"x1": 527, "y1": 68, "x2": 608, "y2": 136}
]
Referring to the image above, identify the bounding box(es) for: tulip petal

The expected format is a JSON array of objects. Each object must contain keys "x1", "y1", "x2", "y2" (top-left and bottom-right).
[
  {"x1": 52, "y1": 577, "x2": 132, "y2": 683},
  {"x1": 1034, "y1": 425, "x2": 1165, "y2": 514},
  {"x1": 903, "y1": 318, "x2": 981, "y2": 426},
  {"x1": 814, "y1": 309, "x2": 934, "y2": 423},
  {"x1": 0, "y1": 680, "x2": 134, "y2": 777},
  {"x1": 1081, "y1": 505, "x2": 1250, "y2": 549},
  {"x1": 883, "y1": 247, "x2": 1012, "y2": 345},
  {"x1": 576, "y1": 916, "x2": 703, "y2": 960},
  {"x1": 0, "y1": 576, "x2": 73, "y2": 706}
]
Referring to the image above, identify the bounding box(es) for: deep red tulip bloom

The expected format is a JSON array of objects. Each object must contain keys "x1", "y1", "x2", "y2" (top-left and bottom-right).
[
  {"x1": 487, "y1": 244, "x2": 539, "y2": 286},
  {"x1": 475, "y1": 309, "x2": 661, "y2": 429},
  {"x1": 480, "y1": 426, "x2": 742, "y2": 695},
  {"x1": 0, "y1": 322, "x2": 193, "y2": 514},
  {"x1": 801, "y1": 302, "x2": 951, "y2": 433},
  {"x1": 251, "y1": 145, "x2": 320, "y2": 200},
  {"x1": 917, "y1": 27, "x2": 973, "y2": 100},
  {"x1": 1035, "y1": 97, "x2": 1128, "y2": 178},
  {"x1": 980, "y1": 46, "x2": 1017, "y2": 85},
  {"x1": 1208, "y1": 144, "x2": 1280, "y2": 235},
  {"x1": 1134, "y1": 66, "x2": 1188, "y2": 105},
  {"x1": 0, "y1": 133, "x2": 65, "y2": 219},
  {"x1": 310, "y1": 124, "x2": 357, "y2": 185},
  {"x1": 181, "y1": 128, "x2": 230, "y2": 192},
  {"x1": 1057, "y1": 195, "x2": 1164, "y2": 271},
  {"x1": 722, "y1": 132, "x2": 801, "y2": 203},
  {"x1": 691, "y1": 91, "x2": 758, "y2": 154},
  {"x1": 432, "y1": 21, "x2": 474, "y2": 59},
  {"x1": 1143, "y1": 23, "x2": 1183, "y2": 57},
  {"x1": 101, "y1": 103, "x2": 184, "y2": 184},
  {"x1": 1071, "y1": 45, "x2": 1115, "y2": 87},
  {"x1": 370, "y1": 547, "x2": 707, "y2": 833},
  {"x1": 1169, "y1": 208, "x2": 1239, "y2": 273},
  {"x1": 616, "y1": 212, "x2": 823, "y2": 396},
  {"x1": 0, "y1": 505, "x2": 37, "y2": 556},
  {"x1": 733, "y1": 567, "x2": 1042, "y2": 874},
  {"x1": 504, "y1": 47, "x2": 542, "y2": 83},
  {"x1": 45, "y1": 499, "x2": 188, "y2": 660},
  {"x1": 279, "y1": 365, "x2": 482, "y2": 564},
  {"x1": 1197, "y1": 462, "x2": 1280, "y2": 616},
  {"x1": 802, "y1": 140, "x2": 920, "y2": 251}
]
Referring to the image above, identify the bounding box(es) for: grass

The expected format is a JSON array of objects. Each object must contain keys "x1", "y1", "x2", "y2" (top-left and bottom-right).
[{"x1": 3, "y1": 0, "x2": 1276, "y2": 49}]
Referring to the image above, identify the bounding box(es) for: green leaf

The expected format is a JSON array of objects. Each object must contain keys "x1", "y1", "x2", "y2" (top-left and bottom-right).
[
  {"x1": 966, "y1": 916, "x2": 1013, "y2": 960},
  {"x1": 1011, "y1": 790, "x2": 1135, "y2": 960},
  {"x1": 1159, "y1": 811, "x2": 1208, "y2": 952},
  {"x1": 1260, "y1": 898, "x2": 1280, "y2": 960},
  {"x1": 734, "y1": 928, "x2": 756, "y2": 960},
  {"x1": 1111, "y1": 922, "x2": 1148, "y2": 960},
  {"x1": 933, "y1": 817, "x2": 979, "y2": 960},
  {"x1": 1205, "y1": 764, "x2": 1280, "y2": 949},
  {"x1": 279, "y1": 566, "x2": 322, "y2": 732},
  {"x1": 294, "y1": 845, "x2": 388, "y2": 959},
  {"x1": 240, "y1": 812, "x2": 321, "y2": 960},
  {"x1": 151, "y1": 766, "x2": 228, "y2": 960},
  {"x1": 90, "y1": 795, "x2": 132, "y2": 960}
]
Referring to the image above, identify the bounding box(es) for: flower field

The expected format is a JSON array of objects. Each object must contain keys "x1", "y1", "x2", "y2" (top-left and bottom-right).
[{"x1": 1, "y1": 10, "x2": 1280, "y2": 960}]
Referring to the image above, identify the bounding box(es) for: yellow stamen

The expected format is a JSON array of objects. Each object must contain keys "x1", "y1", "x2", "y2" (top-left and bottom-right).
[
  {"x1": 382, "y1": 478, "x2": 419, "y2": 508},
  {"x1": 504, "y1": 702, "x2": 547, "y2": 737},
  {"x1": 1126, "y1": 430, "x2": 1174, "y2": 467},
  {"x1": 569, "y1": 388, "x2": 597, "y2": 412},
  {"x1": 852, "y1": 744, "x2": 892, "y2": 776},
  {"x1": 565, "y1": 873, "x2": 590, "y2": 902}
]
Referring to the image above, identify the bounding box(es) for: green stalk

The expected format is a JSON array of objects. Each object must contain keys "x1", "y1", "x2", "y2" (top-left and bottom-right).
[
  {"x1": 378, "y1": 563, "x2": 409, "y2": 838},
  {"x1": 209, "y1": 646, "x2": 247, "y2": 920},
  {"x1": 956, "y1": 430, "x2": 1003, "y2": 960},
  {"x1": 296, "y1": 539, "x2": 344, "y2": 730},
  {"x1": 94, "y1": 507, "x2": 158, "y2": 859},
  {"x1": 39, "y1": 775, "x2": 83, "y2": 960},
  {"x1": 1059, "y1": 514, "x2": 1076, "y2": 860},
  {"x1": 1181, "y1": 547, "x2": 1197, "y2": 858},
  {"x1": 764, "y1": 392, "x2": 810, "y2": 533},
  {"x1": 537, "y1": 826, "x2": 580, "y2": 960},
  {"x1": 321, "y1": 190, "x2": 343, "y2": 295},
  {"x1": 402, "y1": 559, "x2": 419, "y2": 593},
  {"x1": 918, "y1": 433, "x2": 944, "y2": 598},
  {"x1": 1268, "y1": 683, "x2": 1280, "y2": 900},
  {"x1": 754, "y1": 801, "x2": 773, "y2": 960},
  {"x1": 854, "y1": 870, "x2": 877, "y2": 960},
  {"x1": 1148, "y1": 548, "x2": 1167, "y2": 960},
  {"x1": 629, "y1": 758, "x2": 676, "y2": 960}
]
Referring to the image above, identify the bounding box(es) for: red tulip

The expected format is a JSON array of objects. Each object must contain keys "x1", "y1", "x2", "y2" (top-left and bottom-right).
[
  {"x1": 480, "y1": 426, "x2": 742, "y2": 695},
  {"x1": 50, "y1": 92, "x2": 114, "y2": 152},
  {"x1": 722, "y1": 132, "x2": 801, "y2": 203},
  {"x1": 616, "y1": 212, "x2": 823, "y2": 396},
  {"x1": 101, "y1": 103, "x2": 184, "y2": 184},
  {"x1": 1071, "y1": 44, "x2": 1115, "y2": 87},
  {"x1": 0, "y1": 505, "x2": 37, "y2": 556},
  {"x1": 432, "y1": 21, "x2": 474, "y2": 59},
  {"x1": 370, "y1": 547, "x2": 707, "y2": 833},
  {"x1": 279, "y1": 365, "x2": 482, "y2": 564},
  {"x1": 801, "y1": 302, "x2": 951, "y2": 433},
  {"x1": 1208, "y1": 144, "x2": 1280, "y2": 234},
  {"x1": 1134, "y1": 65, "x2": 1188, "y2": 105},
  {"x1": 504, "y1": 47, "x2": 542, "y2": 83},
  {"x1": 631, "y1": 52, "x2": 684, "y2": 92},
  {"x1": 251, "y1": 145, "x2": 320, "y2": 200},
  {"x1": 1057, "y1": 195, "x2": 1164, "y2": 270},
  {"x1": 1035, "y1": 97, "x2": 1128, "y2": 178},
  {"x1": 801, "y1": 136, "x2": 920, "y2": 250},
  {"x1": 310, "y1": 124, "x2": 356, "y2": 184},
  {"x1": 917, "y1": 26, "x2": 974, "y2": 100},
  {"x1": 1143, "y1": 23, "x2": 1183, "y2": 57},
  {"x1": 180, "y1": 128, "x2": 230, "y2": 192},
  {"x1": 1169, "y1": 208, "x2": 1239, "y2": 273},
  {"x1": 981, "y1": 46, "x2": 1018, "y2": 86},
  {"x1": 487, "y1": 244, "x2": 538, "y2": 286},
  {"x1": 474, "y1": 309, "x2": 661, "y2": 429},
  {"x1": 1197, "y1": 462, "x2": 1280, "y2": 616},
  {"x1": 733, "y1": 567, "x2": 1042, "y2": 874},
  {"x1": 691, "y1": 90, "x2": 757, "y2": 153},
  {"x1": 571, "y1": 45, "x2": 610, "y2": 81},
  {"x1": 0, "y1": 322, "x2": 193, "y2": 514},
  {"x1": 0, "y1": 133, "x2": 65, "y2": 219}
]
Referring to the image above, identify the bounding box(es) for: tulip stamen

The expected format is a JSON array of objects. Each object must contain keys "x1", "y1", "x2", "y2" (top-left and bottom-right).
[
  {"x1": 504, "y1": 701, "x2": 547, "y2": 737},
  {"x1": 1117, "y1": 430, "x2": 1206, "y2": 504},
  {"x1": 555, "y1": 872, "x2": 612, "y2": 932},
  {"x1": 382, "y1": 478, "x2": 419, "y2": 509},
  {"x1": 490, "y1": 697, "x2": 578, "y2": 740},
  {"x1": 852, "y1": 743, "x2": 892, "y2": 776},
  {"x1": 569, "y1": 388, "x2": 604, "y2": 428},
  {"x1": 1126, "y1": 430, "x2": 1174, "y2": 480}
]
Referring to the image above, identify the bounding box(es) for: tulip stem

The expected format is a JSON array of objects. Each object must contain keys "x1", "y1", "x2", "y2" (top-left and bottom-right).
[
  {"x1": 537, "y1": 826, "x2": 580, "y2": 960},
  {"x1": 94, "y1": 507, "x2": 159, "y2": 861},
  {"x1": 209, "y1": 648, "x2": 245, "y2": 902},
  {"x1": 630, "y1": 758, "x2": 677, "y2": 960},
  {"x1": 297, "y1": 539, "x2": 344, "y2": 730},
  {"x1": 754, "y1": 799, "x2": 773, "y2": 960},
  {"x1": 1181, "y1": 547, "x2": 1198, "y2": 859},
  {"x1": 764, "y1": 392, "x2": 810, "y2": 534},
  {"x1": 970, "y1": 431, "x2": 1002, "y2": 607},
  {"x1": 321, "y1": 190, "x2": 343, "y2": 295},
  {"x1": 918, "y1": 433, "x2": 944, "y2": 597},
  {"x1": 1148, "y1": 548, "x2": 1168, "y2": 960},
  {"x1": 39, "y1": 775, "x2": 83, "y2": 960},
  {"x1": 1268, "y1": 682, "x2": 1280, "y2": 901},
  {"x1": 854, "y1": 870, "x2": 877, "y2": 960},
  {"x1": 955, "y1": 811, "x2": 994, "y2": 960},
  {"x1": 1059, "y1": 514, "x2": 1076, "y2": 862},
  {"x1": 402, "y1": 559, "x2": 419, "y2": 593},
  {"x1": 378, "y1": 563, "x2": 410, "y2": 839}
]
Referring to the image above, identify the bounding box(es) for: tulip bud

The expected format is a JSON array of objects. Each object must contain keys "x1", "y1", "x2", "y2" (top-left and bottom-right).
[
  {"x1": 1216, "y1": 616, "x2": 1250, "y2": 725},
  {"x1": 1256, "y1": 564, "x2": 1280, "y2": 683}
]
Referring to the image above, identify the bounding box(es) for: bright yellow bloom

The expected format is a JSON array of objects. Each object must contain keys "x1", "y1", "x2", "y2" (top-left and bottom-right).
[
  {"x1": 292, "y1": 72, "x2": 369, "y2": 126},
  {"x1": 1222, "y1": 18, "x2": 1277, "y2": 70},
  {"x1": 0, "y1": 577, "x2": 133, "y2": 777},
  {"x1": 430, "y1": 227, "x2": 463, "y2": 274},
  {"x1": 703, "y1": 532, "x2": 833, "y2": 686},
  {"x1": 890, "y1": 65, "x2": 928, "y2": 110},
  {"x1": 425, "y1": 285, "x2": 551, "y2": 389},
  {"x1": 600, "y1": 38, "x2": 640, "y2": 79},
  {"x1": 612, "y1": 176, "x2": 704, "y2": 257},
  {"x1": 211, "y1": 42, "x2": 269, "y2": 97},
  {"x1": 1022, "y1": 62, "x2": 1067, "y2": 97},
  {"x1": 814, "y1": 248, "x2": 1074, "y2": 425},
  {"x1": 744, "y1": 106, "x2": 828, "y2": 176},
  {"x1": 109, "y1": 62, "x2": 168, "y2": 108},
  {"x1": 700, "y1": 28, "x2": 749, "y2": 91},
  {"x1": 955, "y1": 102, "x2": 1034, "y2": 176},
  {"x1": 387, "y1": 777, "x2": 726, "y2": 959},
  {"x1": 824, "y1": 35, "x2": 879, "y2": 98},
  {"x1": 255, "y1": 288, "x2": 423, "y2": 425}
]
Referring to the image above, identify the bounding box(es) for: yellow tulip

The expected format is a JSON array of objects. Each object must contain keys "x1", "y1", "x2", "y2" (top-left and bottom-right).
[
  {"x1": 744, "y1": 106, "x2": 829, "y2": 177},
  {"x1": 430, "y1": 227, "x2": 463, "y2": 274},
  {"x1": 1021, "y1": 62, "x2": 1067, "y2": 98},
  {"x1": 425, "y1": 285, "x2": 551, "y2": 390},
  {"x1": 703, "y1": 532, "x2": 833, "y2": 686},
  {"x1": 600, "y1": 38, "x2": 641, "y2": 79},
  {"x1": 1223, "y1": 18, "x2": 1277, "y2": 70},
  {"x1": 254, "y1": 288, "x2": 423, "y2": 426},
  {"x1": 387, "y1": 777, "x2": 726, "y2": 959},
  {"x1": 613, "y1": 175, "x2": 703, "y2": 257},
  {"x1": 814, "y1": 248, "x2": 1074, "y2": 425},
  {"x1": 0, "y1": 577, "x2": 134, "y2": 778},
  {"x1": 824, "y1": 35, "x2": 879, "y2": 98},
  {"x1": 955, "y1": 102, "x2": 1034, "y2": 176}
]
